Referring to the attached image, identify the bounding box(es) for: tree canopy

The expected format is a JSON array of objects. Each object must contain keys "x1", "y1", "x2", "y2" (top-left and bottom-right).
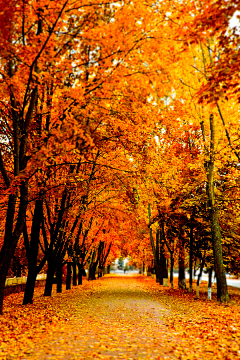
[{"x1": 1, "y1": 0, "x2": 240, "y2": 313}]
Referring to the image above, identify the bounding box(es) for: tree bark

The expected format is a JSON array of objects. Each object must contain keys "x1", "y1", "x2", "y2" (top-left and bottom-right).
[
  {"x1": 206, "y1": 114, "x2": 229, "y2": 302},
  {"x1": 159, "y1": 222, "x2": 168, "y2": 285},
  {"x1": 44, "y1": 261, "x2": 55, "y2": 296},
  {"x1": 77, "y1": 263, "x2": 83, "y2": 285},
  {"x1": 13, "y1": 257, "x2": 22, "y2": 277},
  {"x1": 211, "y1": 208, "x2": 228, "y2": 301},
  {"x1": 170, "y1": 252, "x2": 174, "y2": 289},
  {"x1": 57, "y1": 263, "x2": 63, "y2": 293},
  {"x1": 72, "y1": 260, "x2": 77, "y2": 286},
  {"x1": 66, "y1": 262, "x2": 72, "y2": 290},
  {"x1": 23, "y1": 199, "x2": 43, "y2": 305},
  {"x1": 155, "y1": 228, "x2": 160, "y2": 283},
  {"x1": 208, "y1": 267, "x2": 213, "y2": 300},
  {"x1": 189, "y1": 220, "x2": 194, "y2": 293},
  {"x1": 178, "y1": 236, "x2": 186, "y2": 289},
  {"x1": 0, "y1": 184, "x2": 28, "y2": 315},
  {"x1": 196, "y1": 255, "x2": 205, "y2": 299},
  {"x1": 208, "y1": 267, "x2": 213, "y2": 288}
]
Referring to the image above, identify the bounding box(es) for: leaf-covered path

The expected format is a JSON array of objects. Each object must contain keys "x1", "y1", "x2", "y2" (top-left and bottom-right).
[
  {"x1": 1, "y1": 274, "x2": 240, "y2": 359},
  {"x1": 21, "y1": 275, "x2": 178, "y2": 359}
]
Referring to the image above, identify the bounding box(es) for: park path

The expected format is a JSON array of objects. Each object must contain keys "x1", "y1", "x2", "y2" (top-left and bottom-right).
[{"x1": 21, "y1": 275, "x2": 180, "y2": 360}]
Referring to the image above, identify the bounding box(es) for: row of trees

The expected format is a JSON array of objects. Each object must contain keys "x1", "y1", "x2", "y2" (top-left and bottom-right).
[{"x1": 1, "y1": 0, "x2": 240, "y2": 313}]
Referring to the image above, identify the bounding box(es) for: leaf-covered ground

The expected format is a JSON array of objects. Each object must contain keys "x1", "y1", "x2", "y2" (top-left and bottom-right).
[{"x1": 1, "y1": 275, "x2": 240, "y2": 359}]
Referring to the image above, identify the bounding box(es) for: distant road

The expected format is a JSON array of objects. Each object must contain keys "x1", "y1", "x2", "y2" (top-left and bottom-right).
[
  {"x1": 110, "y1": 269, "x2": 240, "y2": 289},
  {"x1": 181, "y1": 273, "x2": 240, "y2": 289}
]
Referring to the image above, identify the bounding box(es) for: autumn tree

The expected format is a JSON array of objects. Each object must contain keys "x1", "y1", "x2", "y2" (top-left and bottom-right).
[{"x1": 0, "y1": 0, "x2": 174, "y2": 313}]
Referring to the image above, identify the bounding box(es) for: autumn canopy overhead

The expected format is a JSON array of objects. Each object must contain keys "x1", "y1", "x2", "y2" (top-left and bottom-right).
[{"x1": 0, "y1": 0, "x2": 240, "y2": 313}]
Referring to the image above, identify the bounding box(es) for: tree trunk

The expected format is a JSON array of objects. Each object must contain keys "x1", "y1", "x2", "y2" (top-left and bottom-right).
[
  {"x1": 13, "y1": 257, "x2": 22, "y2": 277},
  {"x1": 208, "y1": 267, "x2": 213, "y2": 288},
  {"x1": 178, "y1": 237, "x2": 186, "y2": 290},
  {"x1": 159, "y1": 223, "x2": 168, "y2": 285},
  {"x1": 0, "y1": 253, "x2": 15, "y2": 315},
  {"x1": 155, "y1": 264, "x2": 160, "y2": 283},
  {"x1": 159, "y1": 251, "x2": 164, "y2": 285},
  {"x1": 88, "y1": 266, "x2": 93, "y2": 280},
  {"x1": 98, "y1": 268, "x2": 103, "y2": 278},
  {"x1": 23, "y1": 270, "x2": 37, "y2": 305},
  {"x1": 89, "y1": 264, "x2": 96, "y2": 280},
  {"x1": 155, "y1": 228, "x2": 160, "y2": 283},
  {"x1": 195, "y1": 255, "x2": 205, "y2": 299},
  {"x1": 23, "y1": 199, "x2": 43, "y2": 305},
  {"x1": 93, "y1": 264, "x2": 97, "y2": 280},
  {"x1": 16, "y1": 260, "x2": 22, "y2": 277},
  {"x1": 208, "y1": 267, "x2": 213, "y2": 300},
  {"x1": 66, "y1": 262, "x2": 72, "y2": 290},
  {"x1": 170, "y1": 252, "x2": 174, "y2": 289},
  {"x1": 207, "y1": 114, "x2": 229, "y2": 302},
  {"x1": 72, "y1": 260, "x2": 77, "y2": 286},
  {"x1": 148, "y1": 204, "x2": 158, "y2": 283},
  {"x1": 0, "y1": 184, "x2": 28, "y2": 315},
  {"x1": 44, "y1": 262, "x2": 55, "y2": 296},
  {"x1": 211, "y1": 210, "x2": 229, "y2": 301},
  {"x1": 189, "y1": 219, "x2": 194, "y2": 293},
  {"x1": 57, "y1": 263, "x2": 63, "y2": 293},
  {"x1": 77, "y1": 263, "x2": 83, "y2": 285}
]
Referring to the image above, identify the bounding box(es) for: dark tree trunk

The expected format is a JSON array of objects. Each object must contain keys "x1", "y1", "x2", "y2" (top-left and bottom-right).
[
  {"x1": 159, "y1": 223, "x2": 168, "y2": 285},
  {"x1": 23, "y1": 199, "x2": 43, "y2": 305},
  {"x1": 211, "y1": 208, "x2": 229, "y2": 301},
  {"x1": 170, "y1": 252, "x2": 174, "y2": 289},
  {"x1": 178, "y1": 237, "x2": 186, "y2": 290},
  {"x1": 82, "y1": 268, "x2": 87, "y2": 277},
  {"x1": 77, "y1": 263, "x2": 83, "y2": 285},
  {"x1": 155, "y1": 229, "x2": 160, "y2": 283},
  {"x1": 23, "y1": 270, "x2": 37, "y2": 305},
  {"x1": 208, "y1": 267, "x2": 213, "y2": 288},
  {"x1": 88, "y1": 265, "x2": 95, "y2": 280},
  {"x1": 57, "y1": 263, "x2": 63, "y2": 293},
  {"x1": 0, "y1": 253, "x2": 15, "y2": 315},
  {"x1": 189, "y1": 221, "x2": 194, "y2": 293},
  {"x1": 208, "y1": 267, "x2": 213, "y2": 300},
  {"x1": 92, "y1": 263, "x2": 98, "y2": 280},
  {"x1": 66, "y1": 262, "x2": 72, "y2": 290},
  {"x1": 197, "y1": 262, "x2": 204, "y2": 287},
  {"x1": 196, "y1": 255, "x2": 205, "y2": 298},
  {"x1": 159, "y1": 253, "x2": 163, "y2": 284},
  {"x1": 98, "y1": 268, "x2": 103, "y2": 278},
  {"x1": 148, "y1": 204, "x2": 160, "y2": 284},
  {"x1": 16, "y1": 261, "x2": 22, "y2": 277},
  {"x1": 159, "y1": 250, "x2": 167, "y2": 285},
  {"x1": 0, "y1": 184, "x2": 28, "y2": 315},
  {"x1": 88, "y1": 266, "x2": 92, "y2": 280},
  {"x1": 163, "y1": 257, "x2": 168, "y2": 279},
  {"x1": 44, "y1": 262, "x2": 55, "y2": 296},
  {"x1": 204, "y1": 114, "x2": 229, "y2": 302},
  {"x1": 13, "y1": 257, "x2": 22, "y2": 277},
  {"x1": 93, "y1": 264, "x2": 97, "y2": 280},
  {"x1": 72, "y1": 260, "x2": 77, "y2": 286},
  {"x1": 107, "y1": 264, "x2": 110, "y2": 274}
]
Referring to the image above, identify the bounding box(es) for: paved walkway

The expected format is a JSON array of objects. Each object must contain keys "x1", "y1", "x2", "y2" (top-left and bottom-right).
[
  {"x1": 22, "y1": 276, "x2": 180, "y2": 359},
  {"x1": 3, "y1": 274, "x2": 240, "y2": 359}
]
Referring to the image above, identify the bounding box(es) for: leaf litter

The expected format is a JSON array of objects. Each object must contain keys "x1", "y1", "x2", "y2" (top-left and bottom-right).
[{"x1": 1, "y1": 275, "x2": 240, "y2": 359}]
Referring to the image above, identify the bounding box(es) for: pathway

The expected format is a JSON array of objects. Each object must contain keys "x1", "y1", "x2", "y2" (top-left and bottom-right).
[
  {"x1": 21, "y1": 276, "x2": 180, "y2": 360},
  {"x1": 5, "y1": 274, "x2": 240, "y2": 360}
]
